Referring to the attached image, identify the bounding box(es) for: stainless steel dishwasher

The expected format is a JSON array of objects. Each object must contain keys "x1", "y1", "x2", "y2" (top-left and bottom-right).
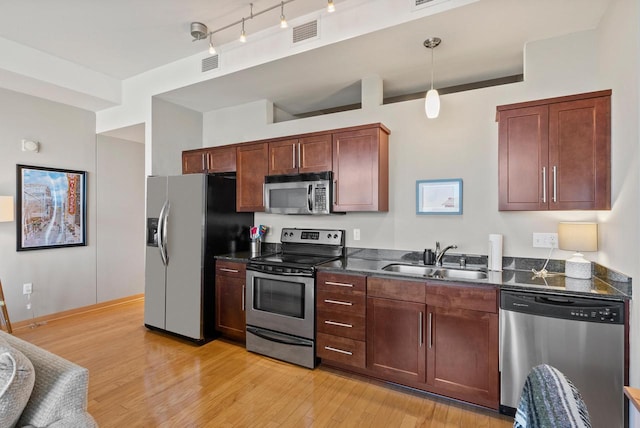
[{"x1": 500, "y1": 290, "x2": 626, "y2": 428}]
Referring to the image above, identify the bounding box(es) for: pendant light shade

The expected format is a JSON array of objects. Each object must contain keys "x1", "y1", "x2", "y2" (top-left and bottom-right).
[
  {"x1": 423, "y1": 37, "x2": 442, "y2": 119},
  {"x1": 425, "y1": 89, "x2": 440, "y2": 118}
]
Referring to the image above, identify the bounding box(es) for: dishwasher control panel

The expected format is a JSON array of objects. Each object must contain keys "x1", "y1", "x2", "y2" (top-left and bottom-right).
[{"x1": 501, "y1": 291, "x2": 624, "y2": 324}]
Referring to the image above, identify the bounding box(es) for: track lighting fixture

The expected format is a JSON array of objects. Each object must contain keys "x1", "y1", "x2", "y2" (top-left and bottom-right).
[
  {"x1": 423, "y1": 37, "x2": 442, "y2": 119},
  {"x1": 239, "y1": 18, "x2": 247, "y2": 43},
  {"x1": 208, "y1": 34, "x2": 216, "y2": 54},
  {"x1": 280, "y1": 2, "x2": 288, "y2": 28},
  {"x1": 191, "y1": 1, "x2": 335, "y2": 52}
]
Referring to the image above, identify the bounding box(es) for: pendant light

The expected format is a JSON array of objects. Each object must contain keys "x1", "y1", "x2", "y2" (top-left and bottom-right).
[
  {"x1": 424, "y1": 37, "x2": 442, "y2": 119},
  {"x1": 327, "y1": 0, "x2": 336, "y2": 13}
]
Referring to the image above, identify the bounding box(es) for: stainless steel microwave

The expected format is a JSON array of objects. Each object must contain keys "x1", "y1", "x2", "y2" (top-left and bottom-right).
[{"x1": 264, "y1": 171, "x2": 333, "y2": 215}]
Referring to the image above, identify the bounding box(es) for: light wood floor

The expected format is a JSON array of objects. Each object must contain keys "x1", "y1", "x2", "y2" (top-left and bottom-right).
[{"x1": 14, "y1": 299, "x2": 513, "y2": 427}]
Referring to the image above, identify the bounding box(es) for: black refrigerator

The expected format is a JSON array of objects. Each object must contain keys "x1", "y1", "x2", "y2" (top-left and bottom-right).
[{"x1": 144, "y1": 173, "x2": 253, "y2": 342}]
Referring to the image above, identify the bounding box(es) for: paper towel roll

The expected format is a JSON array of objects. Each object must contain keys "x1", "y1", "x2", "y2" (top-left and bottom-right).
[{"x1": 488, "y1": 234, "x2": 503, "y2": 272}]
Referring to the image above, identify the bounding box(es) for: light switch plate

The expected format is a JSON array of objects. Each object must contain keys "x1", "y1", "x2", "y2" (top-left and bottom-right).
[
  {"x1": 353, "y1": 229, "x2": 361, "y2": 241},
  {"x1": 23, "y1": 283, "x2": 32, "y2": 294}
]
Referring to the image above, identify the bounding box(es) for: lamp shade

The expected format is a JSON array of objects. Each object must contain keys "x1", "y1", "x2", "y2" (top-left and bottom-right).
[
  {"x1": 0, "y1": 196, "x2": 14, "y2": 222},
  {"x1": 558, "y1": 222, "x2": 598, "y2": 252}
]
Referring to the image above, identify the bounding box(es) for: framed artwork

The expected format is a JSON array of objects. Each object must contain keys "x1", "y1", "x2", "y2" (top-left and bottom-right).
[
  {"x1": 416, "y1": 178, "x2": 463, "y2": 215},
  {"x1": 16, "y1": 164, "x2": 87, "y2": 251}
]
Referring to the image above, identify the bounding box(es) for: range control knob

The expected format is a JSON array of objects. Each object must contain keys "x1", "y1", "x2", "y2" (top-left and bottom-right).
[
  {"x1": 333, "y1": 233, "x2": 338, "y2": 239},
  {"x1": 327, "y1": 233, "x2": 332, "y2": 238}
]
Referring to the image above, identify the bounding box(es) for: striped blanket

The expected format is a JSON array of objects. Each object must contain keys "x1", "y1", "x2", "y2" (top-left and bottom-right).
[{"x1": 514, "y1": 364, "x2": 591, "y2": 428}]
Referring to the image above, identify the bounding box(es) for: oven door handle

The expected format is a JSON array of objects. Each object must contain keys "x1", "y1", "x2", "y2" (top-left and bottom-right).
[{"x1": 246, "y1": 326, "x2": 313, "y2": 347}]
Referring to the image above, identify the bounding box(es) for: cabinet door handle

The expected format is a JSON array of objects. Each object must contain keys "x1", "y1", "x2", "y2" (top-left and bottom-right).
[
  {"x1": 428, "y1": 312, "x2": 433, "y2": 349},
  {"x1": 219, "y1": 268, "x2": 239, "y2": 273},
  {"x1": 292, "y1": 144, "x2": 296, "y2": 169},
  {"x1": 325, "y1": 281, "x2": 353, "y2": 288},
  {"x1": 324, "y1": 320, "x2": 353, "y2": 328},
  {"x1": 419, "y1": 312, "x2": 424, "y2": 348},
  {"x1": 297, "y1": 142, "x2": 301, "y2": 169},
  {"x1": 323, "y1": 299, "x2": 352, "y2": 306},
  {"x1": 333, "y1": 181, "x2": 337, "y2": 205},
  {"x1": 541, "y1": 167, "x2": 547, "y2": 203},
  {"x1": 324, "y1": 346, "x2": 352, "y2": 356},
  {"x1": 552, "y1": 166, "x2": 557, "y2": 203},
  {"x1": 242, "y1": 285, "x2": 245, "y2": 311},
  {"x1": 202, "y1": 154, "x2": 206, "y2": 172}
]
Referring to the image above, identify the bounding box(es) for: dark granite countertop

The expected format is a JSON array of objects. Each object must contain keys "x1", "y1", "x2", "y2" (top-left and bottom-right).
[
  {"x1": 215, "y1": 246, "x2": 632, "y2": 301},
  {"x1": 317, "y1": 248, "x2": 632, "y2": 301}
]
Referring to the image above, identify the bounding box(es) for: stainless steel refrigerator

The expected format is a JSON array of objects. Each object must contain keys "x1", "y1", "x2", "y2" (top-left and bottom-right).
[{"x1": 144, "y1": 173, "x2": 253, "y2": 342}]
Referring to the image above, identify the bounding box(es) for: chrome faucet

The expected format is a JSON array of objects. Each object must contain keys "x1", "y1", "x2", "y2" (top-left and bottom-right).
[{"x1": 435, "y1": 241, "x2": 457, "y2": 267}]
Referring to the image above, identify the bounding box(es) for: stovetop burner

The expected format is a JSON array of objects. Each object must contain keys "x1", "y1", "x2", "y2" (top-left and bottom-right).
[{"x1": 247, "y1": 228, "x2": 345, "y2": 276}]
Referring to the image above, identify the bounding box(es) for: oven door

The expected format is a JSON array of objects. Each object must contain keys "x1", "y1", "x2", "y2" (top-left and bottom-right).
[{"x1": 246, "y1": 269, "x2": 315, "y2": 340}]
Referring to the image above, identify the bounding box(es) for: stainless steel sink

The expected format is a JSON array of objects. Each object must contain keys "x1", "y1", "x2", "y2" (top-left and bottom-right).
[
  {"x1": 381, "y1": 264, "x2": 487, "y2": 280},
  {"x1": 429, "y1": 268, "x2": 487, "y2": 280},
  {"x1": 380, "y1": 264, "x2": 435, "y2": 276}
]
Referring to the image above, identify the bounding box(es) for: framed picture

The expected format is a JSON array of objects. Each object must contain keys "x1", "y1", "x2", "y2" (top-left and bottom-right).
[
  {"x1": 416, "y1": 178, "x2": 463, "y2": 215},
  {"x1": 16, "y1": 164, "x2": 87, "y2": 251}
]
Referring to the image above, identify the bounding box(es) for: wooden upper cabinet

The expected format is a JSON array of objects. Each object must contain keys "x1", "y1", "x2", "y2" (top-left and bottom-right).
[
  {"x1": 332, "y1": 124, "x2": 390, "y2": 212},
  {"x1": 268, "y1": 134, "x2": 332, "y2": 175},
  {"x1": 497, "y1": 90, "x2": 611, "y2": 211},
  {"x1": 182, "y1": 146, "x2": 236, "y2": 174},
  {"x1": 182, "y1": 150, "x2": 208, "y2": 174},
  {"x1": 208, "y1": 146, "x2": 237, "y2": 173},
  {"x1": 236, "y1": 143, "x2": 268, "y2": 212}
]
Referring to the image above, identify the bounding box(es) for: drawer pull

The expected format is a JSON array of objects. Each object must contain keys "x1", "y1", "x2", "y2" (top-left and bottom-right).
[
  {"x1": 324, "y1": 346, "x2": 352, "y2": 356},
  {"x1": 324, "y1": 320, "x2": 352, "y2": 328},
  {"x1": 325, "y1": 281, "x2": 353, "y2": 288},
  {"x1": 323, "y1": 299, "x2": 352, "y2": 306},
  {"x1": 219, "y1": 268, "x2": 239, "y2": 273}
]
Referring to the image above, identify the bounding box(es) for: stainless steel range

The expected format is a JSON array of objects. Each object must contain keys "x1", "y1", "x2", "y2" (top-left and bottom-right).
[{"x1": 245, "y1": 228, "x2": 345, "y2": 369}]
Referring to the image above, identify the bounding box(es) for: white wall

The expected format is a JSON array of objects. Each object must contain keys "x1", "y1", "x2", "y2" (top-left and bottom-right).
[
  {"x1": 151, "y1": 97, "x2": 203, "y2": 176},
  {"x1": 0, "y1": 87, "x2": 97, "y2": 322},
  {"x1": 96, "y1": 135, "x2": 145, "y2": 301},
  {"x1": 596, "y1": 0, "x2": 640, "y2": 411},
  {"x1": 0, "y1": 88, "x2": 145, "y2": 323}
]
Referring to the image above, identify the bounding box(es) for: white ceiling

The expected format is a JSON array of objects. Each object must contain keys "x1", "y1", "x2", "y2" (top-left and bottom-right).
[{"x1": 0, "y1": 0, "x2": 613, "y2": 118}]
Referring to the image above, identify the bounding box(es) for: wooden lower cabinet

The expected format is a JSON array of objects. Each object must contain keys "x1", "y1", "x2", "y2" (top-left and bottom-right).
[
  {"x1": 366, "y1": 297, "x2": 426, "y2": 384},
  {"x1": 426, "y1": 306, "x2": 499, "y2": 408},
  {"x1": 215, "y1": 260, "x2": 247, "y2": 341},
  {"x1": 358, "y1": 276, "x2": 499, "y2": 409},
  {"x1": 316, "y1": 272, "x2": 366, "y2": 369}
]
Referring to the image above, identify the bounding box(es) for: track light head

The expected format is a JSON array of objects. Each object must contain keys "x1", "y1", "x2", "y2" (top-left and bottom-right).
[{"x1": 327, "y1": 0, "x2": 336, "y2": 13}]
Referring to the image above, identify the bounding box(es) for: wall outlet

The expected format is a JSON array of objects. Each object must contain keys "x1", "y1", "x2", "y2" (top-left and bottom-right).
[
  {"x1": 532, "y1": 233, "x2": 558, "y2": 248},
  {"x1": 353, "y1": 229, "x2": 361, "y2": 241},
  {"x1": 23, "y1": 283, "x2": 32, "y2": 295}
]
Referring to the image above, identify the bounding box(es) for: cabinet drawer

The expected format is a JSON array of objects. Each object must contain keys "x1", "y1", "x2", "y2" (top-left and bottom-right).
[
  {"x1": 317, "y1": 333, "x2": 365, "y2": 368},
  {"x1": 317, "y1": 272, "x2": 366, "y2": 294},
  {"x1": 317, "y1": 290, "x2": 365, "y2": 315},
  {"x1": 215, "y1": 260, "x2": 246, "y2": 278},
  {"x1": 425, "y1": 283, "x2": 497, "y2": 313},
  {"x1": 317, "y1": 309, "x2": 365, "y2": 341},
  {"x1": 367, "y1": 277, "x2": 425, "y2": 303}
]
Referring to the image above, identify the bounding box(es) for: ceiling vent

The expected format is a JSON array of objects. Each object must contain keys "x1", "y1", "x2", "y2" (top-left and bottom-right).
[
  {"x1": 413, "y1": 0, "x2": 449, "y2": 10},
  {"x1": 202, "y1": 55, "x2": 219, "y2": 72},
  {"x1": 292, "y1": 20, "x2": 318, "y2": 44}
]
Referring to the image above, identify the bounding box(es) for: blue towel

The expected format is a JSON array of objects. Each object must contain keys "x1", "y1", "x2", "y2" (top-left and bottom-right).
[{"x1": 514, "y1": 364, "x2": 591, "y2": 428}]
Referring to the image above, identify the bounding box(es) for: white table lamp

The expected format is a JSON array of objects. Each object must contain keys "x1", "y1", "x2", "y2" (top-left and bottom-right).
[
  {"x1": 0, "y1": 196, "x2": 14, "y2": 222},
  {"x1": 558, "y1": 222, "x2": 598, "y2": 279}
]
